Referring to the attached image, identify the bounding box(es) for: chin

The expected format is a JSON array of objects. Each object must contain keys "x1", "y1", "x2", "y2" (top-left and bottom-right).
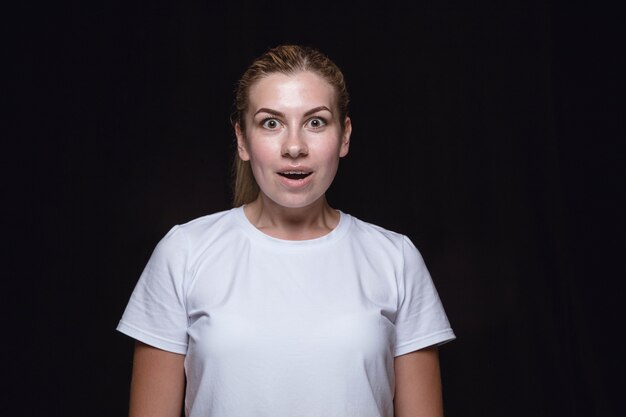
[{"x1": 264, "y1": 192, "x2": 326, "y2": 210}]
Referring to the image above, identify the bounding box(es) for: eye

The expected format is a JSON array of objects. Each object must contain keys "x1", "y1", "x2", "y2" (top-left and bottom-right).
[
  {"x1": 261, "y1": 118, "x2": 281, "y2": 130},
  {"x1": 306, "y1": 117, "x2": 327, "y2": 129}
]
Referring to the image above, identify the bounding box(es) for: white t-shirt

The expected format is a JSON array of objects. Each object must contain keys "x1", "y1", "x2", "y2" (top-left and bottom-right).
[{"x1": 118, "y1": 207, "x2": 455, "y2": 417}]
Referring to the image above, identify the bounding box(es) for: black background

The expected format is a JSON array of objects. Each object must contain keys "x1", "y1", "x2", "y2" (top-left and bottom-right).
[{"x1": 5, "y1": 0, "x2": 624, "y2": 416}]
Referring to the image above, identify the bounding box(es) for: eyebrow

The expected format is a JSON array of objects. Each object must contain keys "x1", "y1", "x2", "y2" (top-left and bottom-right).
[{"x1": 253, "y1": 106, "x2": 333, "y2": 118}]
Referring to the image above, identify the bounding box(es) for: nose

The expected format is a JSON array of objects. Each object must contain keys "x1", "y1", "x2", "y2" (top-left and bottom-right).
[{"x1": 282, "y1": 129, "x2": 308, "y2": 158}]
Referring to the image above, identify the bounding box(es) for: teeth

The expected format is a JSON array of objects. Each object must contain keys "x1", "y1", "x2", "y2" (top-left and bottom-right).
[{"x1": 279, "y1": 171, "x2": 311, "y2": 180}]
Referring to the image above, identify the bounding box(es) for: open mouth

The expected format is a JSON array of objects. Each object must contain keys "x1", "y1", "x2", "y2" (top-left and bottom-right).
[{"x1": 278, "y1": 171, "x2": 312, "y2": 180}]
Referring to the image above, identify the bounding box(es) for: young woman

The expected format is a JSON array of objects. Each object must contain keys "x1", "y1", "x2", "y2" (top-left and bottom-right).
[{"x1": 118, "y1": 45, "x2": 455, "y2": 417}]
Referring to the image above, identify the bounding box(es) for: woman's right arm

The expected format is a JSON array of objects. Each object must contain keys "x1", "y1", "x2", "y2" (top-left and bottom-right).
[{"x1": 128, "y1": 341, "x2": 186, "y2": 417}]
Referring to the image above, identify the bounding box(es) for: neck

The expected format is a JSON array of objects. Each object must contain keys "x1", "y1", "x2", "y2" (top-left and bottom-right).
[{"x1": 243, "y1": 194, "x2": 340, "y2": 240}]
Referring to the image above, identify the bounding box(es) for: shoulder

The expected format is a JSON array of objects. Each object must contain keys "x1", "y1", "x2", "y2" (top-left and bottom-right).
[
  {"x1": 343, "y1": 213, "x2": 417, "y2": 261},
  {"x1": 346, "y1": 213, "x2": 408, "y2": 248},
  {"x1": 172, "y1": 207, "x2": 241, "y2": 243},
  {"x1": 176, "y1": 208, "x2": 239, "y2": 237},
  {"x1": 155, "y1": 208, "x2": 241, "y2": 255}
]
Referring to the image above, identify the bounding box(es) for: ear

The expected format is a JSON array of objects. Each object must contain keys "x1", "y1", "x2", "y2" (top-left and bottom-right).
[
  {"x1": 235, "y1": 123, "x2": 250, "y2": 161},
  {"x1": 339, "y1": 116, "x2": 352, "y2": 158}
]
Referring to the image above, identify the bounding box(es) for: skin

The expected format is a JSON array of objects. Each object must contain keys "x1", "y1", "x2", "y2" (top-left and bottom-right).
[
  {"x1": 128, "y1": 342, "x2": 185, "y2": 417},
  {"x1": 235, "y1": 71, "x2": 351, "y2": 240},
  {"x1": 127, "y1": 70, "x2": 445, "y2": 417},
  {"x1": 394, "y1": 347, "x2": 445, "y2": 417}
]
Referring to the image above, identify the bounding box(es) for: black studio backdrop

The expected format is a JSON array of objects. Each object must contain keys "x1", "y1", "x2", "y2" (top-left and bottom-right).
[{"x1": 6, "y1": 1, "x2": 624, "y2": 416}]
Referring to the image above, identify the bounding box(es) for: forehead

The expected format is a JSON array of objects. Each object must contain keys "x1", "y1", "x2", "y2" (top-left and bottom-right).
[{"x1": 247, "y1": 71, "x2": 337, "y2": 111}]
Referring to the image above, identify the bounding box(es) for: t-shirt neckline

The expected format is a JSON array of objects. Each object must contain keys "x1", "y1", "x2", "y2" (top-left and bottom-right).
[{"x1": 234, "y1": 205, "x2": 351, "y2": 247}]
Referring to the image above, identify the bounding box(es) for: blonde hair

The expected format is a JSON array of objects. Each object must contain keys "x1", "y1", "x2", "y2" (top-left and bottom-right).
[{"x1": 230, "y1": 45, "x2": 350, "y2": 207}]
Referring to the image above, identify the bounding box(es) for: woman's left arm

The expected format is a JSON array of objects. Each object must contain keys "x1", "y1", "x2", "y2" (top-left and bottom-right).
[{"x1": 394, "y1": 346, "x2": 444, "y2": 417}]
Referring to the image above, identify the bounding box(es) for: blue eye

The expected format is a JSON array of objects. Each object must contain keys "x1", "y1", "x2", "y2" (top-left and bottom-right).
[
  {"x1": 262, "y1": 118, "x2": 281, "y2": 129},
  {"x1": 307, "y1": 117, "x2": 327, "y2": 129}
]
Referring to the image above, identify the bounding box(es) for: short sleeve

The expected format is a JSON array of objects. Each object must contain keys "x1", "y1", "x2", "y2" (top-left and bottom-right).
[
  {"x1": 117, "y1": 226, "x2": 189, "y2": 354},
  {"x1": 394, "y1": 236, "x2": 456, "y2": 356}
]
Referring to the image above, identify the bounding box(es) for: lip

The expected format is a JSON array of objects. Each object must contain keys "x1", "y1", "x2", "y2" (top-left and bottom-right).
[{"x1": 276, "y1": 166, "x2": 314, "y2": 189}]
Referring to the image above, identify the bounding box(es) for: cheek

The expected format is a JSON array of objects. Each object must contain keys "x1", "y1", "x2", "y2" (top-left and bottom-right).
[
  {"x1": 247, "y1": 139, "x2": 277, "y2": 161},
  {"x1": 246, "y1": 141, "x2": 281, "y2": 178},
  {"x1": 317, "y1": 141, "x2": 344, "y2": 164}
]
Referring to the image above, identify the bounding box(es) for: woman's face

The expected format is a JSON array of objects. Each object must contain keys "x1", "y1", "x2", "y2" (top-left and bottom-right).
[{"x1": 236, "y1": 71, "x2": 351, "y2": 209}]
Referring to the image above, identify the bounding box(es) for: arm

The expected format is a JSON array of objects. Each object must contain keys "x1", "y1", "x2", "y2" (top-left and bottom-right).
[
  {"x1": 394, "y1": 346, "x2": 444, "y2": 417},
  {"x1": 128, "y1": 341, "x2": 186, "y2": 417}
]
